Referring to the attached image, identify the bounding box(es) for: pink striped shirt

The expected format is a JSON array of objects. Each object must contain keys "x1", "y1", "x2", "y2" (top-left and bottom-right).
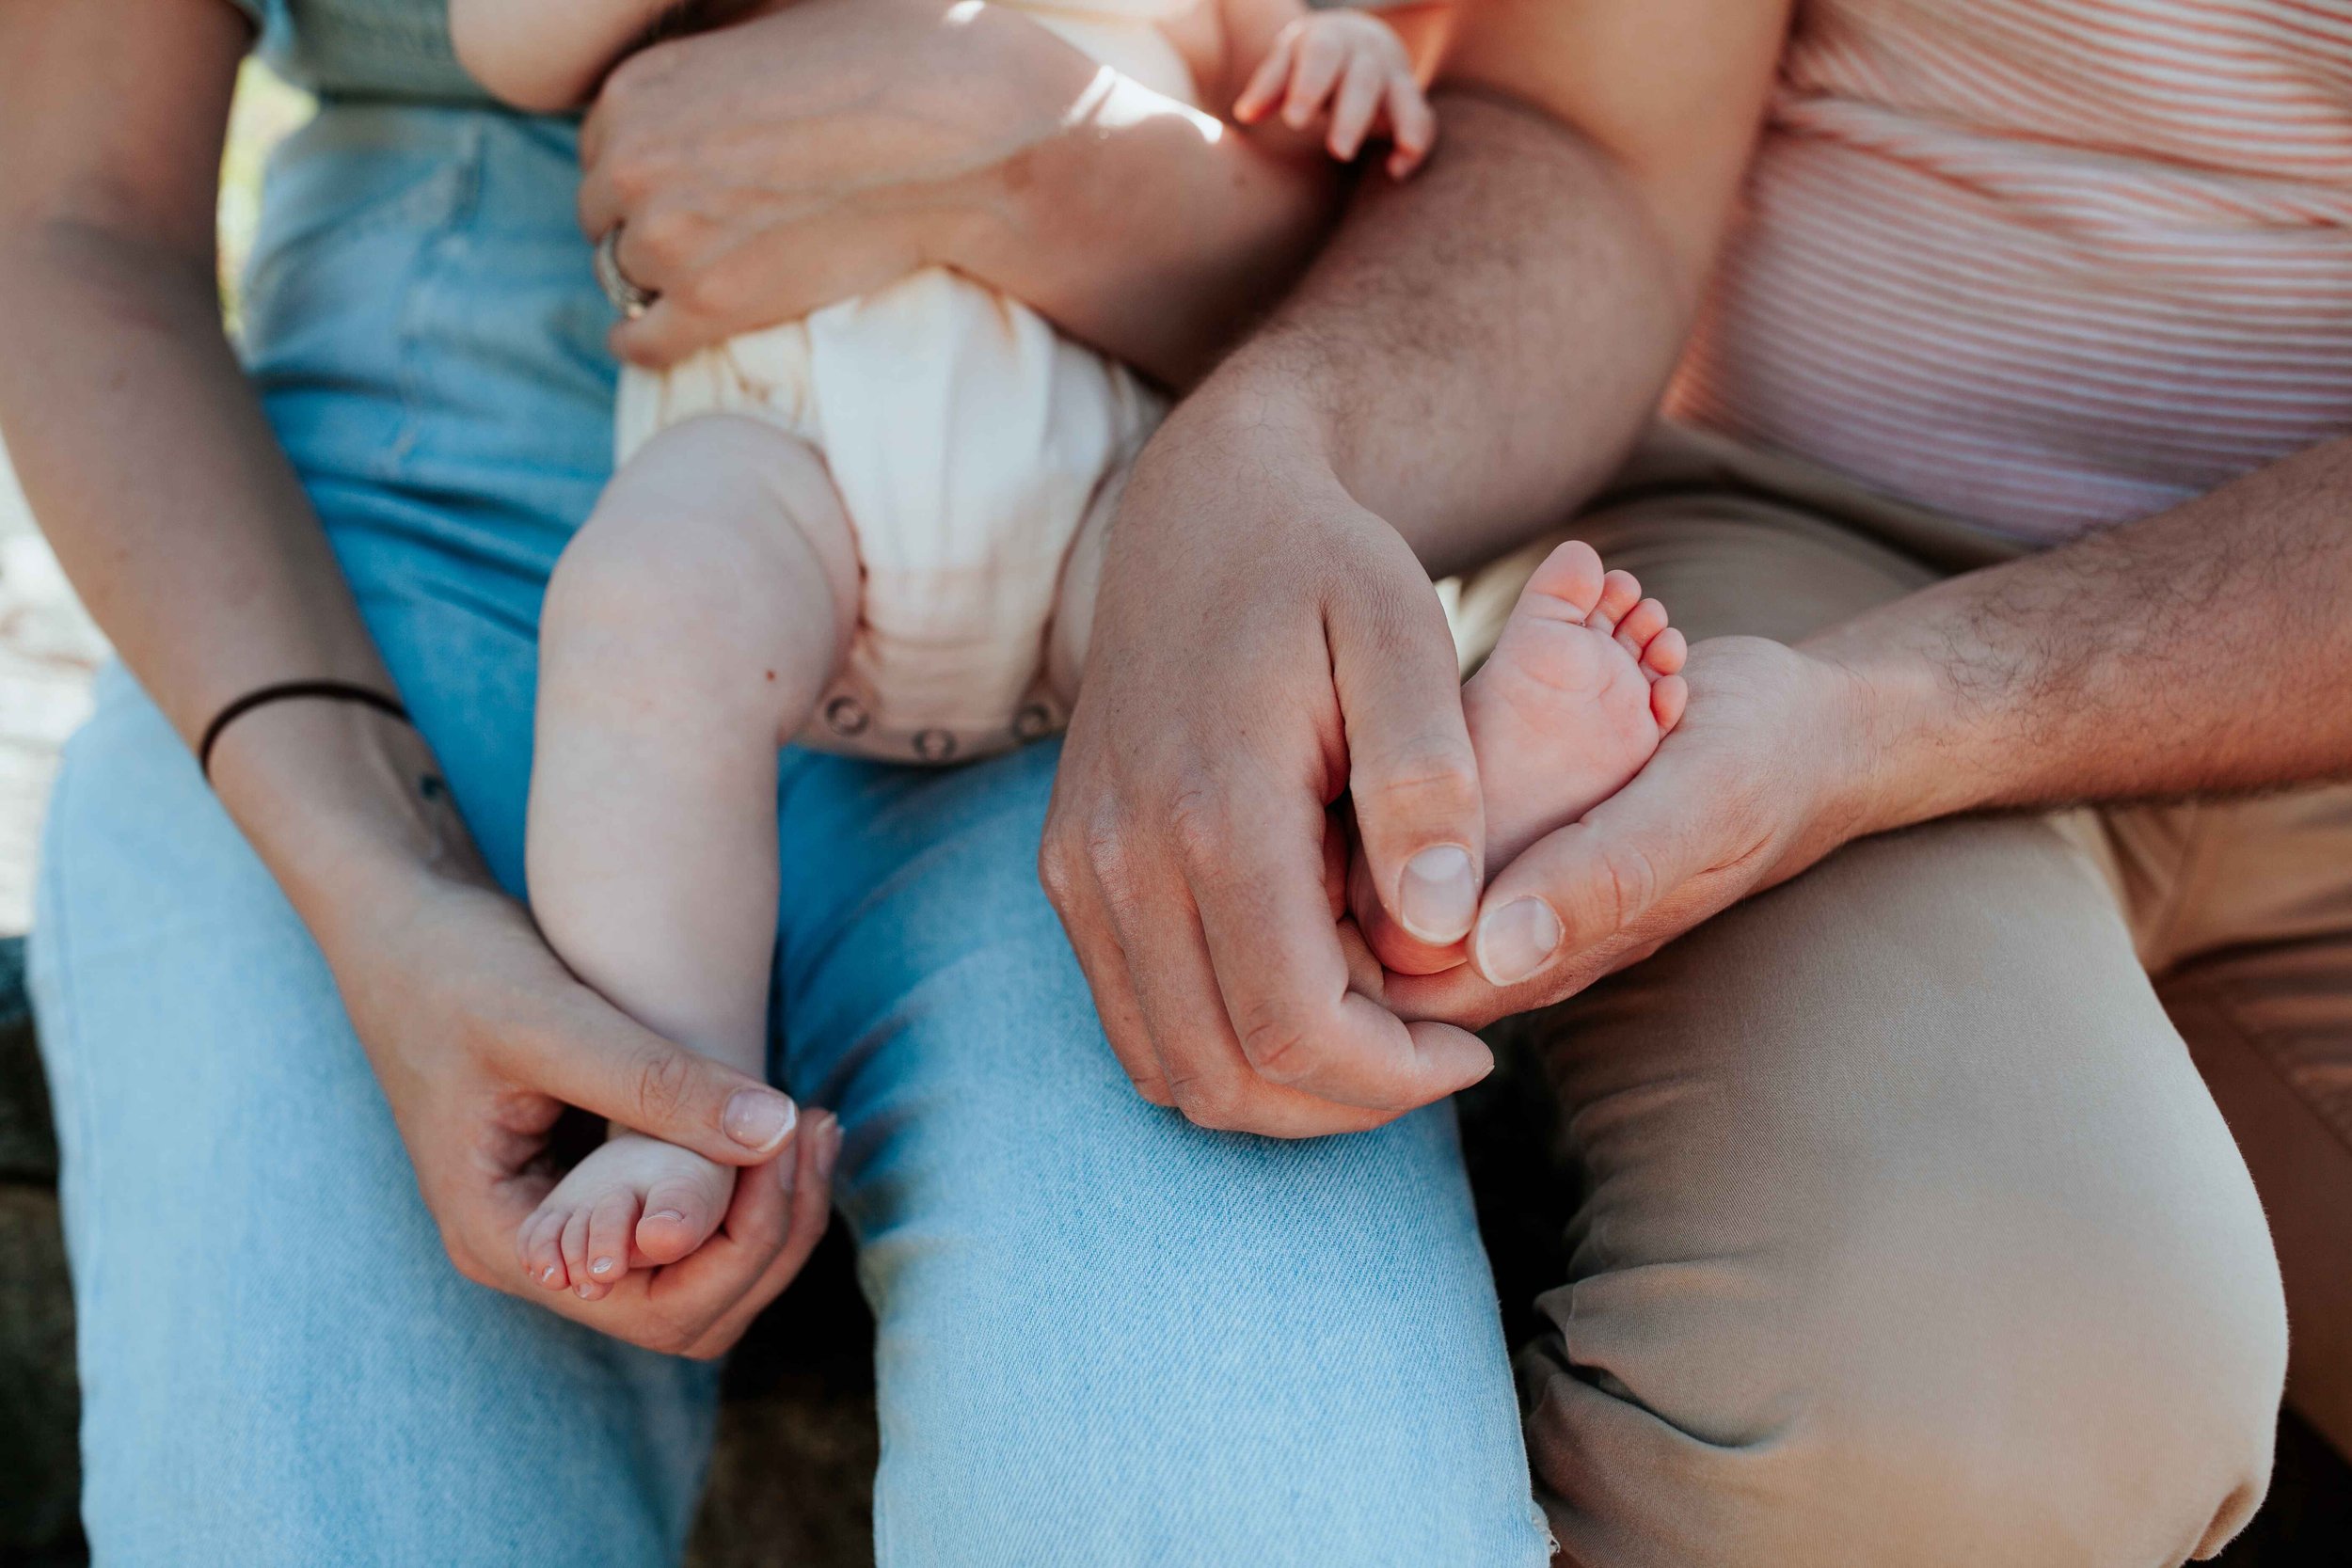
[{"x1": 1670, "y1": 0, "x2": 2352, "y2": 543}]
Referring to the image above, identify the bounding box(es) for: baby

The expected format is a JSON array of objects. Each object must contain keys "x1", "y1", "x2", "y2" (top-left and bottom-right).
[{"x1": 452, "y1": 0, "x2": 1687, "y2": 1299}]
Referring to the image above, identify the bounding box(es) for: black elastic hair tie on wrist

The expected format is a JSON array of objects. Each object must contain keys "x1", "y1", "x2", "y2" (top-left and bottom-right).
[{"x1": 198, "y1": 679, "x2": 414, "y2": 784}]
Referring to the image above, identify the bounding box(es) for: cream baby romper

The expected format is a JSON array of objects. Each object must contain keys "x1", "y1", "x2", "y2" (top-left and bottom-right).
[{"x1": 612, "y1": 0, "x2": 1202, "y2": 763}]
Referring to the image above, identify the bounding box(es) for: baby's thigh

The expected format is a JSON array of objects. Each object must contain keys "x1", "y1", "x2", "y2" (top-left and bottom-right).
[
  {"x1": 1044, "y1": 451, "x2": 1134, "y2": 700},
  {"x1": 30, "y1": 669, "x2": 717, "y2": 1564},
  {"x1": 774, "y1": 742, "x2": 1550, "y2": 1566}
]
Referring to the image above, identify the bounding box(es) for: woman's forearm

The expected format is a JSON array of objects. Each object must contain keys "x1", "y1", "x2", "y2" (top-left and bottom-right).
[
  {"x1": 3, "y1": 231, "x2": 390, "y2": 739},
  {"x1": 0, "y1": 0, "x2": 466, "y2": 932},
  {"x1": 0, "y1": 226, "x2": 471, "y2": 916},
  {"x1": 1809, "y1": 436, "x2": 2352, "y2": 833}
]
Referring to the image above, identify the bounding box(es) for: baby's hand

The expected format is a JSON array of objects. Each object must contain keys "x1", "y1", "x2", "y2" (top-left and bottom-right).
[{"x1": 1232, "y1": 10, "x2": 1437, "y2": 179}]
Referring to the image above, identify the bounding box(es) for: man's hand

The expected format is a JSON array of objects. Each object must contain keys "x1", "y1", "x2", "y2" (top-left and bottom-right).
[
  {"x1": 1041, "y1": 408, "x2": 1496, "y2": 1136},
  {"x1": 1037, "y1": 0, "x2": 1788, "y2": 1130},
  {"x1": 325, "y1": 854, "x2": 838, "y2": 1358},
  {"x1": 1386, "y1": 636, "x2": 1877, "y2": 1028}
]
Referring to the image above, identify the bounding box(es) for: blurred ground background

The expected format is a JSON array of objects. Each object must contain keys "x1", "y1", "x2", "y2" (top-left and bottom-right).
[{"x1": 2, "y1": 57, "x2": 2346, "y2": 1568}]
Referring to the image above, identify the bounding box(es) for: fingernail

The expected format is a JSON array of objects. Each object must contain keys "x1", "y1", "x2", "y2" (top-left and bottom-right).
[
  {"x1": 1475, "y1": 897, "x2": 1563, "y2": 985},
  {"x1": 589, "y1": 1256, "x2": 615, "y2": 1277},
  {"x1": 1399, "y1": 845, "x2": 1479, "y2": 943},
  {"x1": 575, "y1": 1283, "x2": 597, "y2": 1300},
  {"x1": 540, "y1": 1265, "x2": 561, "y2": 1288},
  {"x1": 815, "y1": 1114, "x2": 844, "y2": 1181},
  {"x1": 646, "y1": 1209, "x2": 685, "y2": 1227},
  {"x1": 724, "y1": 1089, "x2": 797, "y2": 1153}
]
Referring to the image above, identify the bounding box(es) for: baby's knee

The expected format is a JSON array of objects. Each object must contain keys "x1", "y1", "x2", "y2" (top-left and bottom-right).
[{"x1": 539, "y1": 505, "x2": 784, "y2": 707}]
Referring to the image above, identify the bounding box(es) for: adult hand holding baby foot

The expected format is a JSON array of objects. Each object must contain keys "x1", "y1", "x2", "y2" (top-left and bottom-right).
[
  {"x1": 1041, "y1": 403, "x2": 1499, "y2": 1138},
  {"x1": 1384, "y1": 634, "x2": 1884, "y2": 1031},
  {"x1": 317, "y1": 821, "x2": 837, "y2": 1356}
]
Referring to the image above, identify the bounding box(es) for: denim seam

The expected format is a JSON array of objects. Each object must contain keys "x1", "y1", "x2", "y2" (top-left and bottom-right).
[
  {"x1": 388, "y1": 119, "x2": 489, "y2": 475},
  {"x1": 240, "y1": 147, "x2": 479, "y2": 341}
]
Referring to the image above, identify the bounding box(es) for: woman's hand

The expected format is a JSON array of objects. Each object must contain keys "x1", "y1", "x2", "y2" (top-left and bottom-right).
[
  {"x1": 318, "y1": 829, "x2": 838, "y2": 1359},
  {"x1": 575, "y1": 0, "x2": 1334, "y2": 383},
  {"x1": 1384, "y1": 636, "x2": 1883, "y2": 1029}
]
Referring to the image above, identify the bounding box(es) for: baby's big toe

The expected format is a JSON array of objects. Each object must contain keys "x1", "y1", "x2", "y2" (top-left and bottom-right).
[
  {"x1": 1518, "y1": 539, "x2": 1606, "y2": 623},
  {"x1": 635, "y1": 1168, "x2": 733, "y2": 1265}
]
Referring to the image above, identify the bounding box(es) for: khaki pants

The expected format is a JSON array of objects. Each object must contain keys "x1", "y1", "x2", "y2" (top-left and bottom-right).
[{"x1": 1459, "y1": 427, "x2": 2346, "y2": 1565}]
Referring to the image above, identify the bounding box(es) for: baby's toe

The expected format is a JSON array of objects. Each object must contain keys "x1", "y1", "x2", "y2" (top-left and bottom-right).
[
  {"x1": 1652, "y1": 673, "x2": 1690, "y2": 733},
  {"x1": 1614, "y1": 597, "x2": 1670, "y2": 661},
  {"x1": 636, "y1": 1174, "x2": 726, "y2": 1265},
  {"x1": 1642, "y1": 626, "x2": 1688, "y2": 679},
  {"x1": 1587, "y1": 569, "x2": 1643, "y2": 637},
  {"x1": 519, "y1": 1207, "x2": 570, "y2": 1291},
  {"x1": 560, "y1": 1206, "x2": 604, "y2": 1301},
  {"x1": 1518, "y1": 539, "x2": 1605, "y2": 623},
  {"x1": 583, "y1": 1190, "x2": 642, "y2": 1289}
]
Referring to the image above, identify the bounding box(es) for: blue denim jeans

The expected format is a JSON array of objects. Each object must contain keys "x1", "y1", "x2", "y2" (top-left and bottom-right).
[{"x1": 28, "y1": 104, "x2": 1548, "y2": 1565}]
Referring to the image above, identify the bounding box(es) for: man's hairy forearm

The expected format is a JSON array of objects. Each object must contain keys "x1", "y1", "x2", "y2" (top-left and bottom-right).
[
  {"x1": 1180, "y1": 91, "x2": 1693, "y2": 576},
  {"x1": 1815, "y1": 436, "x2": 2352, "y2": 828}
]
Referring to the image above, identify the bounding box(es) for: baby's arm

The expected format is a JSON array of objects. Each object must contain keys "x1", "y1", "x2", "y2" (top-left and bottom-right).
[
  {"x1": 450, "y1": 0, "x2": 680, "y2": 113},
  {"x1": 1225, "y1": 2, "x2": 1439, "y2": 177}
]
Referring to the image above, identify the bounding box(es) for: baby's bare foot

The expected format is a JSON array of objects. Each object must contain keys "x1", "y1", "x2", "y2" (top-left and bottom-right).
[
  {"x1": 517, "y1": 1130, "x2": 738, "y2": 1299},
  {"x1": 1464, "y1": 539, "x2": 1687, "y2": 869}
]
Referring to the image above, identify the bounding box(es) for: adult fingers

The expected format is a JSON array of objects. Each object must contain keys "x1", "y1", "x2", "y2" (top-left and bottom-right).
[
  {"x1": 1468, "y1": 740, "x2": 1733, "y2": 995},
  {"x1": 536, "y1": 1159, "x2": 785, "y2": 1356},
  {"x1": 441, "y1": 1161, "x2": 560, "y2": 1295},
  {"x1": 599, "y1": 222, "x2": 921, "y2": 368},
  {"x1": 507, "y1": 990, "x2": 803, "y2": 1168},
  {"x1": 1098, "y1": 839, "x2": 1396, "y2": 1135},
  {"x1": 1182, "y1": 768, "x2": 1492, "y2": 1110},
  {"x1": 679, "y1": 1110, "x2": 842, "y2": 1358},
  {"x1": 1041, "y1": 842, "x2": 1175, "y2": 1106},
  {"x1": 607, "y1": 297, "x2": 729, "y2": 371},
  {"x1": 574, "y1": 33, "x2": 692, "y2": 235},
  {"x1": 1326, "y1": 550, "x2": 1486, "y2": 963}
]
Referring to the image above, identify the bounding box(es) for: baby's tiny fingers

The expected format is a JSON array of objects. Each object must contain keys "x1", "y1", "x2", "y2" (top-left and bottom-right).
[
  {"x1": 1327, "y1": 53, "x2": 1388, "y2": 161},
  {"x1": 1283, "y1": 30, "x2": 1349, "y2": 129},
  {"x1": 1386, "y1": 78, "x2": 1438, "y2": 178},
  {"x1": 1233, "y1": 31, "x2": 1296, "y2": 123}
]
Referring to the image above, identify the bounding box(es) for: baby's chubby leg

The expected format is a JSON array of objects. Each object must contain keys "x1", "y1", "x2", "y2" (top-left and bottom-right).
[{"x1": 523, "y1": 415, "x2": 857, "y2": 1300}]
